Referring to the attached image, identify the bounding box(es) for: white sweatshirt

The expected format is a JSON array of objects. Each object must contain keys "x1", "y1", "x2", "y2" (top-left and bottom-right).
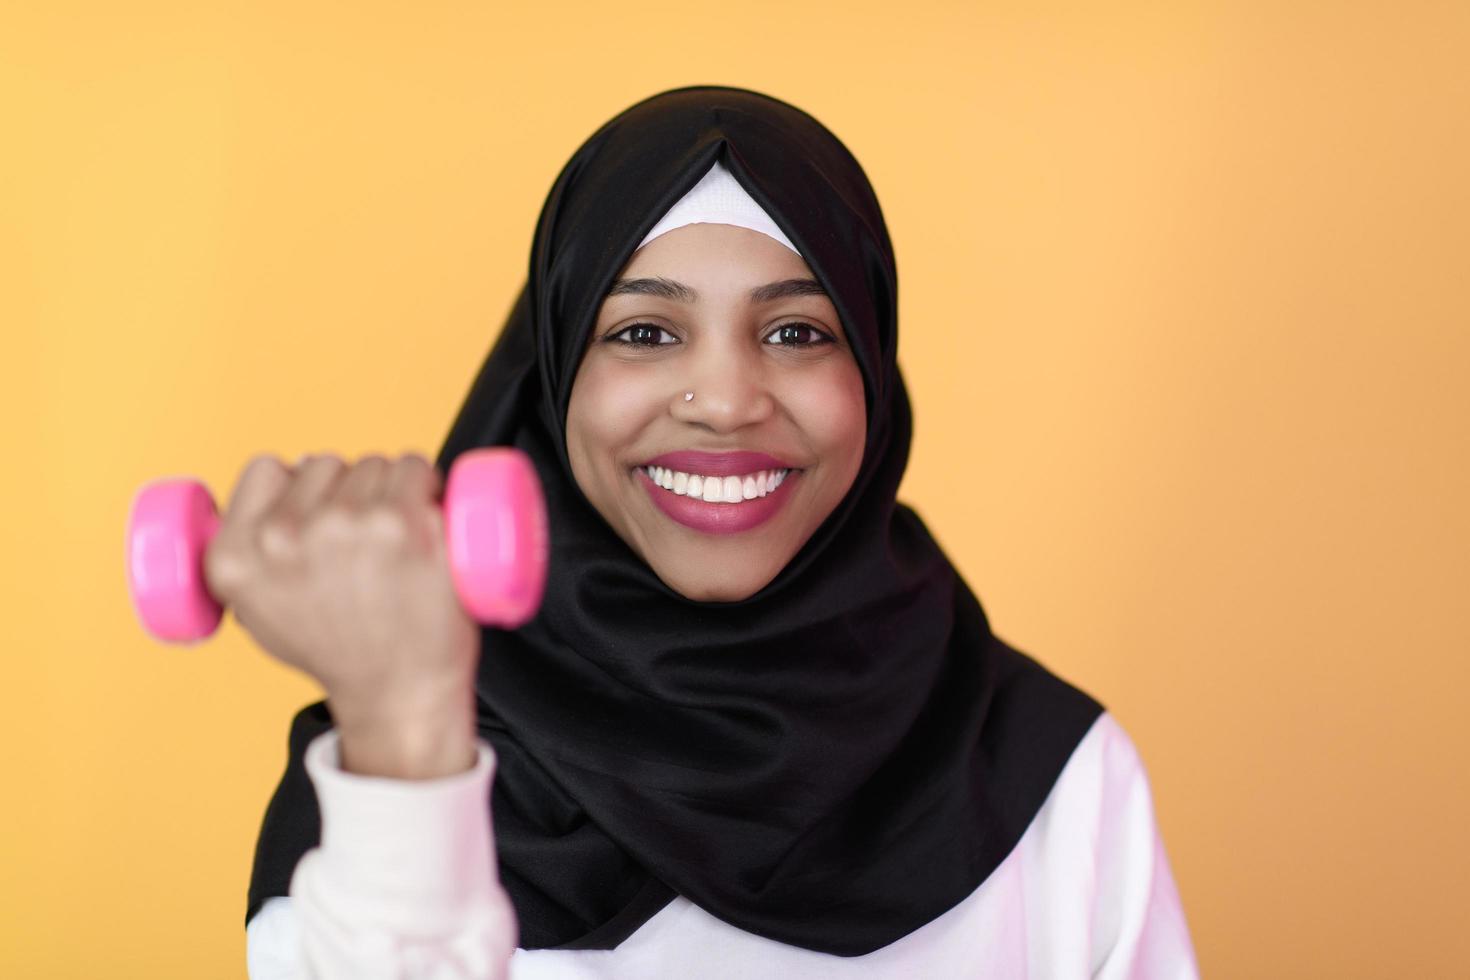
[{"x1": 246, "y1": 712, "x2": 1198, "y2": 979}]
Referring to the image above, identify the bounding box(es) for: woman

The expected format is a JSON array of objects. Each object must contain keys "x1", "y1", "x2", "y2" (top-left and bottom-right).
[{"x1": 233, "y1": 86, "x2": 1198, "y2": 976}]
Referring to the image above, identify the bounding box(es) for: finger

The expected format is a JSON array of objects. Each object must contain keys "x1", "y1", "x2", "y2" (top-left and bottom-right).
[
  {"x1": 272, "y1": 454, "x2": 349, "y2": 523},
  {"x1": 328, "y1": 454, "x2": 393, "y2": 509},
  {"x1": 383, "y1": 455, "x2": 444, "y2": 552},
  {"x1": 383, "y1": 453, "x2": 441, "y2": 507},
  {"x1": 224, "y1": 455, "x2": 294, "y2": 527}
]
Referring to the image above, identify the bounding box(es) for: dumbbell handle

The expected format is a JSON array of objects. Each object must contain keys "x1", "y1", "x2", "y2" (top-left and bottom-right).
[{"x1": 126, "y1": 448, "x2": 548, "y2": 643}]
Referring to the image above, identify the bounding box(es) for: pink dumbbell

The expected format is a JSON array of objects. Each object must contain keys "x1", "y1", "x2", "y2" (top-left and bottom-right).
[{"x1": 126, "y1": 447, "x2": 549, "y2": 643}]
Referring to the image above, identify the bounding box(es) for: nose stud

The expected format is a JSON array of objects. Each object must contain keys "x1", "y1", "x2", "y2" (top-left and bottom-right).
[{"x1": 684, "y1": 391, "x2": 694, "y2": 401}]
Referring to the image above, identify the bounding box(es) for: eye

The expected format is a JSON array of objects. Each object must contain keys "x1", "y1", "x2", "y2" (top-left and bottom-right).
[
  {"x1": 606, "y1": 322, "x2": 678, "y2": 347},
  {"x1": 764, "y1": 322, "x2": 835, "y2": 348}
]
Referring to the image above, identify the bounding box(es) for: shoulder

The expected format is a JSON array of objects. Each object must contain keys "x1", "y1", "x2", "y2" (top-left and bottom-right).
[
  {"x1": 1025, "y1": 712, "x2": 1200, "y2": 977},
  {"x1": 1010, "y1": 710, "x2": 1166, "y2": 899},
  {"x1": 979, "y1": 633, "x2": 1147, "y2": 817},
  {"x1": 1038, "y1": 710, "x2": 1159, "y2": 846},
  {"x1": 1066, "y1": 711, "x2": 1150, "y2": 791}
]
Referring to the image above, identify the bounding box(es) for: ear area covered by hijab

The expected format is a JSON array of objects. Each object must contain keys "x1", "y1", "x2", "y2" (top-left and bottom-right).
[{"x1": 247, "y1": 85, "x2": 1103, "y2": 956}]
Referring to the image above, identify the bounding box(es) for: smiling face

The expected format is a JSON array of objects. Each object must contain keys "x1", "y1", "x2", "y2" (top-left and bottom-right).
[{"x1": 565, "y1": 222, "x2": 868, "y2": 602}]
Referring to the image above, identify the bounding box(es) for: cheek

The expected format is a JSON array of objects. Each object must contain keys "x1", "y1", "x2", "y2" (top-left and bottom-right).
[
  {"x1": 567, "y1": 359, "x2": 657, "y2": 471},
  {"x1": 795, "y1": 362, "x2": 868, "y2": 470}
]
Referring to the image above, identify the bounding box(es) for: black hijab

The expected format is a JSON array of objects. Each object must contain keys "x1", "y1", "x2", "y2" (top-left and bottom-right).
[{"x1": 248, "y1": 85, "x2": 1102, "y2": 956}]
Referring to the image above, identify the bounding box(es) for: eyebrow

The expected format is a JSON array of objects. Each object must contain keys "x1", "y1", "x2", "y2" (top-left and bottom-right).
[{"x1": 606, "y1": 277, "x2": 828, "y2": 303}]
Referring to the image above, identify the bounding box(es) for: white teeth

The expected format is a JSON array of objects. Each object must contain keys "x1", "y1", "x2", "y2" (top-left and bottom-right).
[{"x1": 642, "y1": 466, "x2": 793, "y2": 503}]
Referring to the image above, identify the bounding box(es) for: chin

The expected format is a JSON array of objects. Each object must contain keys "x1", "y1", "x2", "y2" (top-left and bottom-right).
[{"x1": 654, "y1": 560, "x2": 783, "y2": 604}]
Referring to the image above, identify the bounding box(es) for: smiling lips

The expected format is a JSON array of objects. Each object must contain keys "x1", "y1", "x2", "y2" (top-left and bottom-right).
[{"x1": 635, "y1": 450, "x2": 802, "y2": 534}]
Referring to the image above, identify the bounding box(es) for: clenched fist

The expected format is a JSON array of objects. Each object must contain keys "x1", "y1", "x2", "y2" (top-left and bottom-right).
[{"x1": 204, "y1": 452, "x2": 479, "y2": 778}]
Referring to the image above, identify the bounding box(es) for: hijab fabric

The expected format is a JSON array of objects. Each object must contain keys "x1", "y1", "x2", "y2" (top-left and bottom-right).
[{"x1": 248, "y1": 85, "x2": 1102, "y2": 956}]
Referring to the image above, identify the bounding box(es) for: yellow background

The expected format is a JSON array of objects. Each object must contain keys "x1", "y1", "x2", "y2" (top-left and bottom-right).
[{"x1": 4, "y1": 1, "x2": 1467, "y2": 975}]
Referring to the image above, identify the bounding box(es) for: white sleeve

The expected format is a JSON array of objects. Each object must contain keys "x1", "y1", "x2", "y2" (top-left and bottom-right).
[
  {"x1": 1088, "y1": 716, "x2": 1200, "y2": 980},
  {"x1": 245, "y1": 730, "x2": 519, "y2": 980}
]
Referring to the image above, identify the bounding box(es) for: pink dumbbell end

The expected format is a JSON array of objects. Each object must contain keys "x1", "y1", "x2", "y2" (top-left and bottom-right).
[
  {"x1": 126, "y1": 480, "x2": 225, "y2": 643},
  {"x1": 445, "y1": 448, "x2": 549, "y2": 629}
]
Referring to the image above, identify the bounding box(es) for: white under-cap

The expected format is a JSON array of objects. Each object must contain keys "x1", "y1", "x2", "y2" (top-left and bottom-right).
[{"x1": 636, "y1": 160, "x2": 801, "y2": 256}]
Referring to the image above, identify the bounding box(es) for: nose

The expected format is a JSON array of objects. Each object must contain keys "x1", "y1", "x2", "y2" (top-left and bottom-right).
[{"x1": 670, "y1": 343, "x2": 775, "y2": 433}]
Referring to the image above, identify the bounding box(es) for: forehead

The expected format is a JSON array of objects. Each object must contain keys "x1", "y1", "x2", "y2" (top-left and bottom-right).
[{"x1": 616, "y1": 223, "x2": 815, "y2": 285}]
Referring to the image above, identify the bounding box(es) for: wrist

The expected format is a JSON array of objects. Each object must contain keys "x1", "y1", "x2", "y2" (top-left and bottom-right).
[{"x1": 330, "y1": 681, "x2": 477, "y2": 780}]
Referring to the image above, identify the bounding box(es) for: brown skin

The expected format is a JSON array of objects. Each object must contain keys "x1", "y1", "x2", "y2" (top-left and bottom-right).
[
  {"x1": 568, "y1": 223, "x2": 867, "y2": 601},
  {"x1": 216, "y1": 224, "x2": 866, "y2": 778}
]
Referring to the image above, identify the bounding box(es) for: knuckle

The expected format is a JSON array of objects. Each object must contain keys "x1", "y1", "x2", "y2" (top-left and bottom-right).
[
  {"x1": 223, "y1": 456, "x2": 291, "y2": 524},
  {"x1": 362, "y1": 505, "x2": 409, "y2": 543},
  {"x1": 256, "y1": 517, "x2": 301, "y2": 559},
  {"x1": 394, "y1": 453, "x2": 441, "y2": 499},
  {"x1": 303, "y1": 505, "x2": 355, "y2": 543}
]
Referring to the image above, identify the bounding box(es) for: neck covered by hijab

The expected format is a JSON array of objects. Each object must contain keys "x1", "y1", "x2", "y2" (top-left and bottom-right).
[{"x1": 247, "y1": 85, "x2": 1102, "y2": 955}]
